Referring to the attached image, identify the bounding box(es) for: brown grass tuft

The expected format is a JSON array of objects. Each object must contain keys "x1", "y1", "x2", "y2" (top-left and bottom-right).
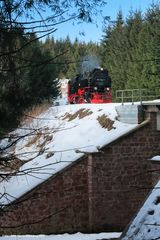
[
  {"x1": 21, "y1": 101, "x2": 52, "y2": 125},
  {"x1": 0, "y1": 157, "x2": 24, "y2": 173},
  {"x1": 97, "y1": 114, "x2": 116, "y2": 131},
  {"x1": 25, "y1": 132, "x2": 42, "y2": 148},
  {"x1": 62, "y1": 108, "x2": 93, "y2": 121},
  {"x1": 37, "y1": 134, "x2": 53, "y2": 149}
]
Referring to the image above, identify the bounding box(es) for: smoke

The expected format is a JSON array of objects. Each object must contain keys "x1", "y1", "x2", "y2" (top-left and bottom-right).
[{"x1": 80, "y1": 54, "x2": 101, "y2": 74}]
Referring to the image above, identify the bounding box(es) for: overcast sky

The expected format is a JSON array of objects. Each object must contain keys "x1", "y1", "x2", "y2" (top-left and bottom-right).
[{"x1": 53, "y1": 0, "x2": 158, "y2": 43}]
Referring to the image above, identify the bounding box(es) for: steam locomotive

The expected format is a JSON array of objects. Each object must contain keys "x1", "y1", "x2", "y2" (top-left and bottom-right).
[{"x1": 67, "y1": 68, "x2": 112, "y2": 104}]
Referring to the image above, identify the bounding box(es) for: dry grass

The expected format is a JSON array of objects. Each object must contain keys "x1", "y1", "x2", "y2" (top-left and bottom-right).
[
  {"x1": 21, "y1": 101, "x2": 52, "y2": 125},
  {"x1": 97, "y1": 114, "x2": 116, "y2": 131},
  {"x1": 62, "y1": 108, "x2": 93, "y2": 121},
  {"x1": 37, "y1": 134, "x2": 53, "y2": 149},
  {"x1": 0, "y1": 157, "x2": 24, "y2": 173},
  {"x1": 0, "y1": 156, "x2": 29, "y2": 182},
  {"x1": 25, "y1": 132, "x2": 42, "y2": 148},
  {"x1": 25, "y1": 128, "x2": 53, "y2": 150}
]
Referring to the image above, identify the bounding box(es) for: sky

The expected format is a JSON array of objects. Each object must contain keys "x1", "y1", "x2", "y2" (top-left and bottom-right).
[{"x1": 53, "y1": 0, "x2": 158, "y2": 43}]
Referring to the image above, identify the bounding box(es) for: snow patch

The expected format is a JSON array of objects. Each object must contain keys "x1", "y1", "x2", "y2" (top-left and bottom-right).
[
  {"x1": 0, "y1": 103, "x2": 138, "y2": 205},
  {"x1": 0, "y1": 232, "x2": 121, "y2": 240}
]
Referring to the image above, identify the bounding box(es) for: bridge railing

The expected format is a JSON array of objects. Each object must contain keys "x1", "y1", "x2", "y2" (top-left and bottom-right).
[{"x1": 116, "y1": 89, "x2": 160, "y2": 105}]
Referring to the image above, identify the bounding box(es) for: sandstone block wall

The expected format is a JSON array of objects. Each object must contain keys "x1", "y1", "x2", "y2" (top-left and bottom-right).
[
  {"x1": 0, "y1": 107, "x2": 160, "y2": 234},
  {"x1": 88, "y1": 111, "x2": 160, "y2": 231},
  {"x1": 0, "y1": 159, "x2": 89, "y2": 235}
]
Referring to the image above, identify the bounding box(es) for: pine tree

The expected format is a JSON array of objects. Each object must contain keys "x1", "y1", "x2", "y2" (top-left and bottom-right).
[
  {"x1": 101, "y1": 5, "x2": 160, "y2": 101},
  {"x1": 102, "y1": 11, "x2": 127, "y2": 99}
]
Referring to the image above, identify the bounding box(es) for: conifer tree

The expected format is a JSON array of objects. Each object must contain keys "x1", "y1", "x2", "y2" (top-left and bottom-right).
[
  {"x1": 102, "y1": 4, "x2": 160, "y2": 100},
  {"x1": 102, "y1": 11, "x2": 127, "y2": 98}
]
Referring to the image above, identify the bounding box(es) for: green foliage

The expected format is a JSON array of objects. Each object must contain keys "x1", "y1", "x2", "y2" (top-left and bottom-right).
[
  {"x1": 102, "y1": 4, "x2": 160, "y2": 101},
  {"x1": 26, "y1": 40, "x2": 60, "y2": 103},
  {"x1": 43, "y1": 37, "x2": 101, "y2": 79},
  {"x1": 0, "y1": 29, "x2": 61, "y2": 131},
  {"x1": 2, "y1": 0, "x2": 160, "y2": 135},
  {"x1": 0, "y1": 21, "x2": 100, "y2": 133},
  {"x1": 0, "y1": 0, "x2": 105, "y2": 134}
]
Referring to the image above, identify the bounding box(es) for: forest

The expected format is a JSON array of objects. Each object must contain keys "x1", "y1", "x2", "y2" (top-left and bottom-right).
[{"x1": 0, "y1": 2, "x2": 160, "y2": 135}]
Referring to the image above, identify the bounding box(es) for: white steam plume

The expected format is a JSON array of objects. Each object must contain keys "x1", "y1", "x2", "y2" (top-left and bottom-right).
[{"x1": 80, "y1": 54, "x2": 101, "y2": 74}]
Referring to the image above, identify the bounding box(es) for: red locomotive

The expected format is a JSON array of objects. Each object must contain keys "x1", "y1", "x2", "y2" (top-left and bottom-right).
[{"x1": 67, "y1": 68, "x2": 112, "y2": 104}]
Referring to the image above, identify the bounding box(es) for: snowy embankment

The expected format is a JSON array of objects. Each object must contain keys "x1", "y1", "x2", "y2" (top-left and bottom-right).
[
  {"x1": 122, "y1": 180, "x2": 160, "y2": 240},
  {"x1": 0, "y1": 232, "x2": 121, "y2": 240},
  {"x1": 0, "y1": 103, "x2": 138, "y2": 206}
]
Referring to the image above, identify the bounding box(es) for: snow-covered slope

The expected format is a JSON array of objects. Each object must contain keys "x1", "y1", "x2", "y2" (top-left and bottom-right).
[
  {"x1": 0, "y1": 103, "x2": 138, "y2": 206},
  {"x1": 122, "y1": 180, "x2": 160, "y2": 240},
  {"x1": 0, "y1": 232, "x2": 121, "y2": 240}
]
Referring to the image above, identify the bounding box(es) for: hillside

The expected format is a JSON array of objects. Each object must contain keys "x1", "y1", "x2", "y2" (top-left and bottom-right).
[
  {"x1": 0, "y1": 103, "x2": 138, "y2": 206},
  {"x1": 122, "y1": 179, "x2": 160, "y2": 240}
]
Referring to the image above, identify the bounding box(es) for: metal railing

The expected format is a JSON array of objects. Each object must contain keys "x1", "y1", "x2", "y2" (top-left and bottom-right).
[{"x1": 116, "y1": 89, "x2": 160, "y2": 105}]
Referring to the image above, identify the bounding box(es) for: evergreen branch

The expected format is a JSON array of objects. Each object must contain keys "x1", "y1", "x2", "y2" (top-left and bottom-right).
[{"x1": 0, "y1": 28, "x2": 57, "y2": 57}]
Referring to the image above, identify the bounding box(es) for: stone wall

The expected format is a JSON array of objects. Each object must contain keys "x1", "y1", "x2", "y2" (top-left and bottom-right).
[
  {"x1": 0, "y1": 158, "x2": 89, "y2": 235},
  {"x1": 88, "y1": 108, "x2": 160, "y2": 231},
  {"x1": 0, "y1": 105, "x2": 160, "y2": 234}
]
